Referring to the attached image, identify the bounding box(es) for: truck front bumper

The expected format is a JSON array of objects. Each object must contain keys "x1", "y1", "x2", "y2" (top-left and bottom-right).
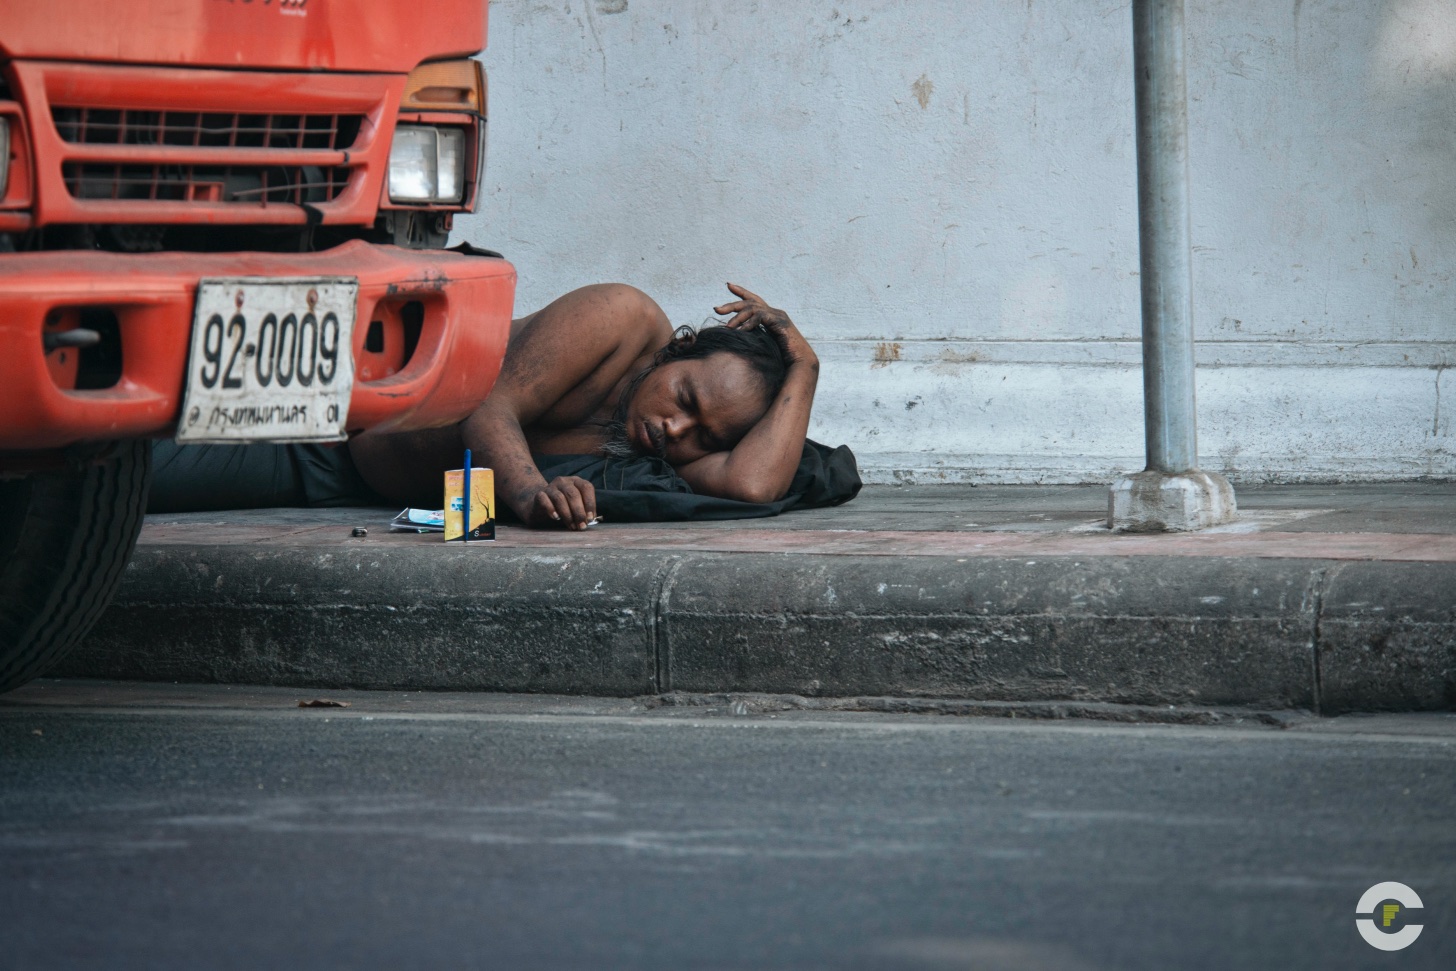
[{"x1": 0, "y1": 240, "x2": 516, "y2": 451}]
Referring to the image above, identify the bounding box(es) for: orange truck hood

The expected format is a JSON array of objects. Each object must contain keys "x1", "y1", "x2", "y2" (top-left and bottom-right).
[{"x1": 1, "y1": 0, "x2": 485, "y2": 73}]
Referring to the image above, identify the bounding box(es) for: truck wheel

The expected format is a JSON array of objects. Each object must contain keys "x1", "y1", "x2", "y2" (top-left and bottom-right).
[{"x1": 0, "y1": 441, "x2": 152, "y2": 693}]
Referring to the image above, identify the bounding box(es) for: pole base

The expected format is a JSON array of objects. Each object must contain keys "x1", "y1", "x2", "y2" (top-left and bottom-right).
[{"x1": 1107, "y1": 469, "x2": 1236, "y2": 532}]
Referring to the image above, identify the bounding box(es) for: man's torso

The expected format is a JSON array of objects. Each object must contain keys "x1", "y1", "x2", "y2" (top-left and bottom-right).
[{"x1": 350, "y1": 308, "x2": 668, "y2": 504}]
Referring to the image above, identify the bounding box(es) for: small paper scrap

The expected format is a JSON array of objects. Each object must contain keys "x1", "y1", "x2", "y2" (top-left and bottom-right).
[{"x1": 389, "y1": 508, "x2": 445, "y2": 533}]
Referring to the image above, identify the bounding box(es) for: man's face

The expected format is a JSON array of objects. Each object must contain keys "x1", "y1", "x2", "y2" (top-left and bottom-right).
[{"x1": 622, "y1": 353, "x2": 770, "y2": 466}]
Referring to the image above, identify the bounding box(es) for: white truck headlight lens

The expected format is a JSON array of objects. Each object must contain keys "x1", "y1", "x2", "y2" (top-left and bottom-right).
[
  {"x1": 0, "y1": 119, "x2": 10, "y2": 199},
  {"x1": 436, "y1": 128, "x2": 466, "y2": 202},
  {"x1": 388, "y1": 125, "x2": 467, "y2": 203}
]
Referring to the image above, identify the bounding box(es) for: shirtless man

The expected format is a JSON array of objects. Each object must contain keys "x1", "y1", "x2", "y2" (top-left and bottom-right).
[{"x1": 349, "y1": 283, "x2": 820, "y2": 529}]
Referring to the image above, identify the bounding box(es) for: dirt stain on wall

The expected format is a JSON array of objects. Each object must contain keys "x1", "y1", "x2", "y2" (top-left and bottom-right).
[
  {"x1": 912, "y1": 74, "x2": 934, "y2": 109},
  {"x1": 872, "y1": 342, "x2": 903, "y2": 368}
]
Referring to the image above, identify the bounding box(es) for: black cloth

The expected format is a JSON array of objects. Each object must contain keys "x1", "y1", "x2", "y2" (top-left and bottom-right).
[
  {"x1": 147, "y1": 438, "x2": 861, "y2": 522},
  {"x1": 148, "y1": 441, "x2": 383, "y2": 512},
  {"x1": 526, "y1": 439, "x2": 861, "y2": 522}
]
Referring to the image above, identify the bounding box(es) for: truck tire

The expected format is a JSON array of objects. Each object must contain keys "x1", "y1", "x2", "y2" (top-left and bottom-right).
[{"x1": 0, "y1": 441, "x2": 152, "y2": 692}]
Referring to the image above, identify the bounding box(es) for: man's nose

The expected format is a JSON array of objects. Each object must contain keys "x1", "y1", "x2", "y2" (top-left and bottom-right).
[{"x1": 663, "y1": 415, "x2": 692, "y2": 442}]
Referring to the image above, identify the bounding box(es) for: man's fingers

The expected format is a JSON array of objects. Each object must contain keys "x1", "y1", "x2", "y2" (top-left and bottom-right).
[
  {"x1": 533, "y1": 492, "x2": 560, "y2": 522},
  {"x1": 718, "y1": 284, "x2": 779, "y2": 331},
  {"x1": 548, "y1": 488, "x2": 575, "y2": 526},
  {"x1": 537, "y1": 484, "x2": 570, "y2": 526},
  {"x1": 576, "y1": 479, "x2": 598, "y2": 520},
  {"x1": 529, "y1": 478, "x2": 598, "y2": 530},
  {"x1": 562, "y1": 484, "x2": 590, "y2": 528},
  {"x1": 550, "y1": 477, "x2": 593, "y2": 529},
  {"x1": 725, "y1": 282, "x2": 764, "y2": 304}
]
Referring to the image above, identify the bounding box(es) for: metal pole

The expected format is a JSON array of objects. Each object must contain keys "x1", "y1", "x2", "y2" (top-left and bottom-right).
[
  {"x1": 1109, "y1": 0, "x2": 1234, "y2": 531},
  {"x1": 1132, "y1": 0, "x2": 1196, "y2": 474}
]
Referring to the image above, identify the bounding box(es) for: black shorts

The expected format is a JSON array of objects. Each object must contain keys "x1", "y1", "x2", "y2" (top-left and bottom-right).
[{"x1": 148, "y1": 441, "x2": 386, "y2": 513}]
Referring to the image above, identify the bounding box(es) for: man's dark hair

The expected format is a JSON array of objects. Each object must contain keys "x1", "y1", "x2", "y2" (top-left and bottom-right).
[
  {"x1": 598, "y1": 324, "x2": 789, "y2": 458},
  {"x1": 653, "y1": 323, "x2": 788, "y2": 389}
]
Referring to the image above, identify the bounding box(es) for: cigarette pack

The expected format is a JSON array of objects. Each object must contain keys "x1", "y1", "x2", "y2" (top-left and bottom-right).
[{"x1": 443, "y1": 467, "x2": 495, "y2": 541}]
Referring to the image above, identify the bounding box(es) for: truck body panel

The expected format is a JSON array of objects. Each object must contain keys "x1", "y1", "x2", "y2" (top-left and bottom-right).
[
  {"x1": 0, "y1": 0, "x2": 513, "y2": 454},
  {"x1": 0, "y1": 241, "x2": 514, "y2": 450},
  {"x1": 1, "y1": 0, "x2": 485, "y2": 74},
  {"x1": 0, "y1": 0, "x2": 512, "y2": 694}
]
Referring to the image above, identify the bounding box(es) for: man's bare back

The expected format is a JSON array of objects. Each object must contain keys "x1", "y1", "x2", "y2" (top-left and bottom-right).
[{"x1": 350, "y1": 283, "x2": 819, "y2": 529}]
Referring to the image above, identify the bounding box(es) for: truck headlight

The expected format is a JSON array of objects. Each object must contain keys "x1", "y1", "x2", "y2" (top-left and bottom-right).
[
  {"x1": 0, "y1": 119, "x2": 9, "y2": 199},
  {"x1": 388, "y1": 125, "x2": 467, "y2": 203}
]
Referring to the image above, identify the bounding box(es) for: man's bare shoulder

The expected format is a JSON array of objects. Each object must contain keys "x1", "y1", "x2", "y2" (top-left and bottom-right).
[{"x1": 496, "y1": 284, "x2": 672, "y2": 422}]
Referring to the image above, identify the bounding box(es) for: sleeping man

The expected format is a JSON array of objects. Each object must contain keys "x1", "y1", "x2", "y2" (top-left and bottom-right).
[{"x1": 347, "y1": 283, "x2": 821, "y2": 530}]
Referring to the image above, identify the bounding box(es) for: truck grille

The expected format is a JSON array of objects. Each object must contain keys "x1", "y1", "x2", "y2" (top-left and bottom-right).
[
  {"x1": 17, "y1": 60, "x2": 399, "y2": 225},
  {"x1": 51, "y1": 108, "x2": 365, "y2": 151},
  {"x1": 62, "y1": 162, "x2": 352, "y2": 205}
]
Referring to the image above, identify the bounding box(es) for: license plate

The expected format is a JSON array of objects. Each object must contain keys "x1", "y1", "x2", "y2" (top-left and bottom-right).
[{"x1": 177, "y1": 278, "x2": 359, "y2": 444}]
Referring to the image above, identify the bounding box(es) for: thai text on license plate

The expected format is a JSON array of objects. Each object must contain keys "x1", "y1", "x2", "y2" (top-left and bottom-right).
[{"x1": 177, "y1": 278, "x2": 359, "y2": 443}]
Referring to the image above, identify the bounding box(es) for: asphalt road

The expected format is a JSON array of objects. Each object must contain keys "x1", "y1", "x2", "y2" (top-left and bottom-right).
[{"x1": 2, "y1": 682, "x2": 1452, "y2": 970}]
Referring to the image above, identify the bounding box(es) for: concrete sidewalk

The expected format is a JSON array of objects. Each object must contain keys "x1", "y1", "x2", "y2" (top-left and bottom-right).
[{"x1": 58, "y1": 483, "x2": 1456, "y2": 713}]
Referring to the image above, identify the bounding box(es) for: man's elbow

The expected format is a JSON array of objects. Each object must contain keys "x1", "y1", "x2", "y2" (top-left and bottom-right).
[
  {"x1": 684, "y1": 464, "x2": 790, "y2": 504},
  {"x1": 730, "y1": 480, "x2": 788, "y2": 505}
]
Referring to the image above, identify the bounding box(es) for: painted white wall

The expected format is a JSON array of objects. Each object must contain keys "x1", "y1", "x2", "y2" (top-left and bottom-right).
[{"x1": 457, "y1": 0, "x2": 1456, "y2": 482}]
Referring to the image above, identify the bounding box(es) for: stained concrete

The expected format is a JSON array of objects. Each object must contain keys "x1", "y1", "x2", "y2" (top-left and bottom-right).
[{"x1": 56, "y1": 484, "x2": 1456, "y2": 713}]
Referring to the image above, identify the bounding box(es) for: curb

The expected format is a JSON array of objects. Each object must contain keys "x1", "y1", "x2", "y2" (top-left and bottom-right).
[{"x1": 59, "y1": 543, "x2": 1456, "y2": 713}]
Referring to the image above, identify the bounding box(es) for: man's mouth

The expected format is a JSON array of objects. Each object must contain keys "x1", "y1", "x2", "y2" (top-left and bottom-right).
[{"x1": 639, "y1": 420, "x2": 665, "y2": 457}]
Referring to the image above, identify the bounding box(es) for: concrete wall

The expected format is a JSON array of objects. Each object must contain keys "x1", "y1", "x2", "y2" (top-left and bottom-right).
[{"x1": 456, "y1": 0, "x2": 1456, "y2": 483}]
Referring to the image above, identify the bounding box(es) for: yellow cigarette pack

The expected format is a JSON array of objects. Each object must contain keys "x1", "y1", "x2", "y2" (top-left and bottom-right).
[{"x1": 443, "y1": 467, "x2": 495, "y2": 541}]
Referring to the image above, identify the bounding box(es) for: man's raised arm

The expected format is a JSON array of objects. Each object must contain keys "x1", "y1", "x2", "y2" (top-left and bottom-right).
[{"x1": 676, "y1": 284, "x2": 820, "y2": 504}]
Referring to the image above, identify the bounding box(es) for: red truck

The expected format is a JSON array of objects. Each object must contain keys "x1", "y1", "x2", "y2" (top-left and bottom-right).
[{"x1": 0, "y1": 0, "x2": 516, "y2": 690}]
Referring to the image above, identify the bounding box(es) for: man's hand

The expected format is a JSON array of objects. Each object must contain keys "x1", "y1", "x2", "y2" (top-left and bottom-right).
[
  {"x1": 676, "y1": 283, "x2": 820, "y2": 504},
  {"x1": 519, "y1": 476, "x2": 597, "y2": 530},
  {"x1": 714, "y1": 283, "x2": 818, "y2": 368}
]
